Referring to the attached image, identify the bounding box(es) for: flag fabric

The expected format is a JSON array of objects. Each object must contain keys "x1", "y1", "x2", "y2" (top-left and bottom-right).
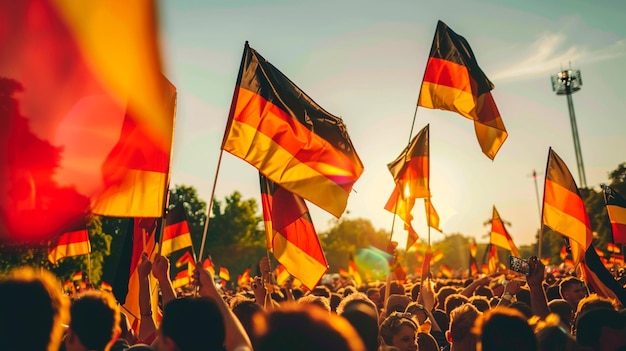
[
  {"x1": 385, "y1": 186, "x2": 419, "y2": 250},
  {"x1": 387, "y1": 125, "x2": 430, "y2": 199},
  {"x1": 421, "y1": 245, "x2": 433, "y2": 279},
  {"x1": 348, "y1": 254, "x2": 363, "y2": 287},
  {"x1": 560, "y1": 245, "x2": 569, "y2": 261},
  {"x1": 469, "y1": 240, "x2": 479, "y2": 276},
  {"x1": 542, "y1": 148, "x2": 592, "y2": 266},
  {"x1": 489, "y1": 206, "x2": 521, "y2": 257},
  {"x1": 238, "y1": 267, "x2": 251, "y2": 287},
  {"x1": 219, "y1": 267, "x2": 230, "y2": 281},
  {"x1": 417, "y1": 21, "x2": 507, "y2": 160},
  {"x1": 175, "y1": 250, "x2": 196, "y2": 268},
  {"x1": 603, "y1": 185, "x2": 626, "y2": 244},
  {"x1": 424, "y1": 198, "x2": 442, "y2": 232},
  {"x1": 161, "y1": 205, "x2": 193, "y2": 257},
  {"x1": 440, "y1": 265, "x2": 452, "y2": 278},
  {"x1": 274, "y1": 265, "x2": 290, "y2": 286},
  {"x1": 385, "y1": 125, "x2": 429, "y2": 249},
  {"x1": 607, "y1": 242, "x2": 621, "y2": 254},
  {"x1": 171, "y1": 262, "x2": 194, "y2": 289},
  {"x1": 580, "y1": 243, "x2": 626, "y2": 306},
  {"x1": 100, "y1": 281, "x2": 113, "y2": 293},
  {"x1": 260, "y1": 173, "x2": 328, "y2": 290},
  {"x1": 431, "y1": 250, "x2": 444, "y2": 264},
  {"x1": 202, "y1": 257, "x2": 216, "y2": 277},
  {"x1": 540, "y1": 257, "x2": 551, "y2": 266},
  {"x1": 71, "y1": 271, "x2": 83, "y2": 281},
  {"x1": 0, "y1": 1, "x2": 174, "y2": 244},
  {"x1": 223, "y1": 42, "x2": 364, "y2": 218},
  {"x1": 48, "y1": 228, "x2": 91, "y2": 264}
]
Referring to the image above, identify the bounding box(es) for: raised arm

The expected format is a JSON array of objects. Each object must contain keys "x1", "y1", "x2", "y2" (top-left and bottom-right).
[
  {"x1": 195, "y1": 262, "x2": 252, "y2": 351},
  {"x1": 137, "y1": 253, "x2": 158, "y2": 341},
  {"x1": 152, "y1": 253, "x2": 176, "y2": 307},
  {"x1": 527, "y1": 256, "x2": 549, "y2": 319}
]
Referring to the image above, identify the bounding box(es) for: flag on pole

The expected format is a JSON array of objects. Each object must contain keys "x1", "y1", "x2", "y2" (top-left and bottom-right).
[
  {"x1": 260, "y1": 173, "x2": 328, "y2": 290},
  {"x1": 440, "y1": 264, "x2": 452, "y2": 278},
  {"x1": 489, "y1": 206, "x2": 521, "y2": 257},
  {"x1": 71, "y1": 271, "x2": 84, "y2": 281},
  {"x1": 542, "y1": 148, "x2": 592, "y2": 266},
  {"x1": 603, "y1": 185, "x2": 626, "y2": 244},
  {"x1": 161, "y1": 205, "x2": 193, "y2": 257},
  {"x1": 48, "y1": 227, "x2": 91, "y2": 264},
  {"x1": 560, "y1": 245, "x2": 569, "y2": 261},
  {"x1": 175, "y1": 250, "x2": 196, "y2": 268},
  {"x1": 417, "y1": 20, "x2": 507, "y2": 160},
  {"x1": 0, "y1": 1, "x2": 173, "y2": 244},
  {"x1": 171, "y1": 262, "x2": 194, "y2": 289},
  {"x1": 424, "y1": 198, "x2": 442, "y2": 232},
  {"x1": 238, "y1": 267, "x2": 251, "y2": 287},
  {"x1": 580, "y1": 242, "x2": 626, "y2": 306},
  {"x1": 274, "y1": 265, "x2": 290, "y2": 286},
  {"x1": 421, "y1": 245, "x2": 433, "y2": 279},
  {"x1": 385, "y1": 125, "x2": 429, "y2": 250},
  {"x1": 223, "y1": 42, "x2": 364, "y2": 218},
  {"x1": 469, "y1": 240, "x2": 479, "y2": 276},
  {"x1": 607, "y1": 242, "x2": 621, "y2": 254},
  {"x1": 202, "y1": 257, "x2": 216, "y2": 277},
  {"x1": 219, "y1": 267, "x2": 230, "y2": 281}
]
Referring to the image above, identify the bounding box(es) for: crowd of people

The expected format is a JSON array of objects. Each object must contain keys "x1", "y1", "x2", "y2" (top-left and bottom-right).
[{"x1": 1, "y1": 254, "x2": 626, "y2": 351}]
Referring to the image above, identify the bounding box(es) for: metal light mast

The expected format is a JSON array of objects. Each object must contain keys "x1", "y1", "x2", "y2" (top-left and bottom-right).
[{"x1": 550, "y1": 69, "x2": 587, "y2": 187}]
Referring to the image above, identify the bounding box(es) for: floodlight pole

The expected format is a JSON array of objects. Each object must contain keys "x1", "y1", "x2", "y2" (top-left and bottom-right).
[{"x1": 551, "y1": 69, "x2": 587, "y2": 188}]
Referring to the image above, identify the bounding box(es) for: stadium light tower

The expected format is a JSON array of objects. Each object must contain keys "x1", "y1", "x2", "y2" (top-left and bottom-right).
[{"x1": 550, "y1": 69, "x2": 587, "y2": 187}]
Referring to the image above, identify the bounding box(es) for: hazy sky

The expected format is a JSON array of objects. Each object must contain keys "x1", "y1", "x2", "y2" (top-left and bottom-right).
[{"x1": 159, "y1": 0, "x2": 626, "y2": 249}]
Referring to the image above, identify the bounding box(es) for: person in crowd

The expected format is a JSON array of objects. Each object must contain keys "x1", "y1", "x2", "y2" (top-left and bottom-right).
[
  {"x1": 548, "y1": 299, "x2": 574, "y2": 331},
  {"x1": 338, "y1": 297, "x2": 380, "y2": 351},
  {"x1": 473, "y1": 306, "x2": 537, "y2": 351},
  {"x1": 447, "y1": 304, "x2": 481, "y2": 351},
  {"x1": 379, "y1": 311, "x2": 419, "y2": 351},
  {"x1": 253, "y1": 303, "x2": 365, "y2": 351},
  {"x1": 535, "y1": 323, "x2": 580, "y2": 351},
  {"x1": 64, "y1": 290, "x2": 121, "y2": 351},
  {"x1": 298, "y1": 294, "x2": 332, "y2": 313},
  {"x1": 157, "y1": 261, "x2": 253, "y2": 351},
  {"x1": 229, "y1": 295, "x2": 264, "y2": 341},
  {"x1": 575, "y1": 307, "x2": 626, "y2": 351},
  {"x1": 0, "y1": 266, "x2": 69, "y2": 351},
  {"x1": 468, "y1": 295, "x2": 490, "y2": 313},
  {"x1": 559, "y1": 277, "x2": 588, "y2": 310},
  {"x1": 444, "y1": 294, "x2": 470, "y2": 316}
]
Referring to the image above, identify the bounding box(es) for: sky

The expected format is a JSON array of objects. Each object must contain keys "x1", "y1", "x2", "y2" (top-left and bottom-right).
[{"x1": 158, "y1": 0, "x2": 626, "y2": 249}]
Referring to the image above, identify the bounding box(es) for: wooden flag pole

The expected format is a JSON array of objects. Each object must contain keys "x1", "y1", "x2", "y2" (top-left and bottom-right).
[{"x1": 198, "y1": 149, "x2": 225, "y2": 261}]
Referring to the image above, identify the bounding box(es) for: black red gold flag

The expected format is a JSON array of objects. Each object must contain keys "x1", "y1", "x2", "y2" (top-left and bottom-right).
[
  {"x1": 260, "y1": 173, "x2": 328, "y2": 289},
  {"x1": 0, "y1": 1, "x2": 173, "y2": 244},
  {"x1": 418, "y1": 20, "x2": 507, "y2": 160},
  {"x1": 603, "y1": 185, "x2": 626, "y2": 244},
  {"x1": 48, "y1": 226, "x2": 91, "y2": 264},
  {"x1": 348, "y1": 253, "x2": 363, "y2": 287},
  {"x1": 542, "y1": 148, "x2": 592, "y2": 266},
  {"x1": 385, "y1": 125, "x2": 429, "y2": 250},
  {"x1": 469, "y1": 240, "x2": 479, "y2": 276},
  {"x1": 161, "y1": 204, "x2": 193, "y2": 257},
  {"x1": 489, "y1": 206, "x2": 521, "y2": 257},
  {"x1": 580, "y1": 242, "x2": 626, "y2": 306},
  {"x1": 223, "y1": 42, "x2": 364, "y2": 218}
]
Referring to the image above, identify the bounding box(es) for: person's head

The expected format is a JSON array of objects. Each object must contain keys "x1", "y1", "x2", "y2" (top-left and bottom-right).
[
  {"x1": 575, "y1": 307, "x2": 626, "y2": 350},
  {"x1": 474, "y1": 285, "x2": 494, "y2": 300},
  {"x1": 340, "y1": 299, "x2": 380, "y2": 351},
  {"x1": 436, "y1": 286, "x2": 458, "y2": 310},
  {"x1": 385, "y1": 294, "x2": 412, "y2": 318},
  {"x1": 311, "y1": 285, "x2": 331, "y2": 299},
  {"x1": 366, "y1": 287, "x2": 383, "y2": 310},
  {"x1": 65, "y1": 290, "x2": 121, "y2": 351},
  {"x1": 548, "y1": 299, "x2": 574, "y2": 330},
  {"x1": 159, "y1": 296, "x2": 226, "y2": 351},
  {"x1": 379, "y1": 312, "x2": 418, "y2": 351},
  {"x1": 447, "y1": 304, "x2": 481, "y2": 351},
  {"x1": 336, "y1": 292, "x2": 377, "y2": 318},
  {"x1": 298, "y1": 294, "x2": 331, "y2": 313},
  {"x1": 535, "y1": 324, "x2": 580, "y2": 351},
  {"x1": 444, "y1": 293, "x2": 470, "y2": 316},
  {"x1": 473, "y1": 306, "x2": 537, "y2": 351},
  {"x1": 229, "y1": 295, "x2": 264, "y2": 339},
  {"x1": 0, "y1": 266, "x2": 68, "y2": 351},
  {"x1": 253, "y1": 303, "x2": 365, "y2": 351},
  {"x1": 559, "y1": 277, "x2": 587, "y2": 309},
  {"x1": 417, "y1": 332, "x2": 439, "y2": 351},
  {"x1": 508, "y1": 301, "x2": 533, "y2": 319},
  {"x1": 468, "y1": 295, "x2": 490, "y2": 313},
  {"x1": 405, "y1": 302, "x2": 429, "y2": 325}
]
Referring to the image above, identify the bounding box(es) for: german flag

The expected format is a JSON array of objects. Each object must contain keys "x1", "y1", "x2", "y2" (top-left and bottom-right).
[
  {"x1": 71, "y1": 271, "x2": 83, "y2": 281},
  {"x1": 348, "y1": 254, "x2": 363, "y2": 287},
  {"x1": 219, "y1": 267, "x2": 230, "y2": 281},
  {"x1": 260, "y1": 173, "x2": 328, "y2": 289},
  {"x1": 175, "y1": 250, "x2": 196, "y2": 268},
  {"x1": 223, "y1": 42, "x2": 364, "y2": 218},
  {"x1": 469, "y1": 240, "x2": 479, "y2": 276},
  {"x1": 387, "y1": 125, "x2": 430, "y2": 199},
  {"x1": 489, "y1": 206, "x2": 521, "y2": 257},
  {"x1": 238, "y1": 266, "x2": 251, "y2": 287},
  {"x1": 580, "y1": 242, "x2": 626, "y2": 306},
  {"x1": 603, "y1": 185, "x2": 626, "y2": 244},
  {"x1": 161, "y1": 205, "x2": 193, "y2": 257},
  {"x1": 431, "y1": 250, "x2": 444, "y2": 264},
  {"x1": 607, "y1": 242, "x2": 621, "y2": 254},
  {"x1": 421, "y1": 245, "x2": 433, "y2": 279},
  {"x1": 0, "y1": 1, "x2": 173, "y2": 244},
  {"x1": 440, "y1": 264, "x2": 453, "y2": 278},
  {"x1": 542, "y1": 148, "x2": 592, "y2": 266},
  {"x1": 274, "y1": 264, "x2": 291, "y2": 286},
  {"x1": 418, "y1": 21, "x2": 507, "y2": 160},
  {"x1": 202, "y1": 257, "x2": 216, "y2": 277},
  {"x1": 425, "y1": 198, "x2": 442, "y2": 232},
  {"x1": 560, "y1": 245, "x2": 569, "y2": 261},
  {"x1": 48, "y1": 227, "x2": 91, "y2": 264},
  {"x1": 385, "y1": 125, "x2": 429, "y2": 249}
]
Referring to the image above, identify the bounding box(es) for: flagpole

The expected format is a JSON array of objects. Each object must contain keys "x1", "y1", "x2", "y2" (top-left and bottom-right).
[
  {"x1": 538, "y1": 148, "x2": 552, "y2": 258},
  {"x1": 198, "y1": 149, "x2": 224, "y2": 261},
  {"x1": 157, "y1": 190, "x2": 171, "y2": 256}
]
